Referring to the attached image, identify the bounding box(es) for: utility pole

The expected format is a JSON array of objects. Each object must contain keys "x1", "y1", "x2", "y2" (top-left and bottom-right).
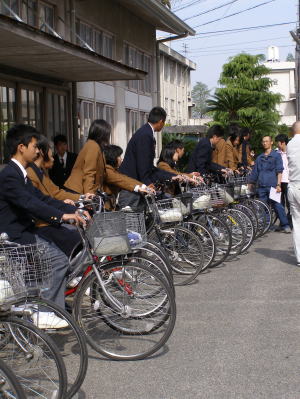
[{"x1": 182, "y1": 43, "x2": 188, "y2": 57}]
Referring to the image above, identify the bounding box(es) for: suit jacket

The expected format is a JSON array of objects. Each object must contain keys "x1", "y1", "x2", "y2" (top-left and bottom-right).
[
  {"x1": 64, "y1": 140, "x2": 105, "y2": 194},
  {"x1": 119, "y1": 123, "x2": 175, "y2": 185},
  {"x1": 49, "y1": 151, "x2": 77, "y2": 188},
  {"x1": 187, "y1": 137, "x2": 223, "y2": 174},
  {"x1": 0, "y1": 161, "x2": 76, "y2": 245},
  {"x1": 239, "y1": 141, "x2": 253, "y2": 167},
  {"x1": 224, "y1": 139, "x2": 240, "y2": 170},
  {"x1": 211, "y1": 138, "x2": 226, "y2": 167},
  {"x1": 103, "y1": 165, "x2": 142, "y2": 210}
]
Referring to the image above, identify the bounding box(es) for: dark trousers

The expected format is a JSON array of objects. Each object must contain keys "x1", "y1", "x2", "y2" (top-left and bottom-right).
[
  {"x1": 281, "y1": 182, "x2": 290, "y2": 214},
  {"x1": 257, "y1": 186, "x2": 289, "y2": 228}
]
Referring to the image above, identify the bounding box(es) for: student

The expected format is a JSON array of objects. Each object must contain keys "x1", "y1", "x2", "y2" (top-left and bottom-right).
[
  {"x1": 49, "y1": 134, "x2": 77, "y2": 188},
  {"x1": 64, "y1": 119, "x2": 149, "y2": 196},
  {"x1": 224, "y1": 133, "x2": 240, "y2": 171},
  {"x1": 187, "y1": 125, "x2": 228, "y2": 174},
  {"x1": 0, "y1": 125, "x2": 86, "y2": 328},
  {"x1": 239, "y1": 127, "x2": 254, "y2": 168}
]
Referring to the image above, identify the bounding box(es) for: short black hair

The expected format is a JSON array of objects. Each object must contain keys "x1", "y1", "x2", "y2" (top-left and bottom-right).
[
  {"x1": 6, "y1": 124, "x2": 39, "y2": 157},
  {"x1": 53, "y1": 134, "x2": 67, "y2": 146},
  {"x1": 167, "y1": 140, "x2": 184, "y2": 150},
  {"x1": 275, "y1": 133, "x2": 289, "y2": 145},
  {"x1": 240, "y1": 127, "x2": 251, "y2": 138},
  {"x1": 37, "y1": 135, "x2": 51, "y2": 162},
  {"x1": 227, "y1": 123, "x2": 241, "y2": 136},
  {"x1": 158, "y1": 146, "x2": 176, "y2": 168},
  {"x1": 148, "y1": 107, "x2": 167, "y2": 124},
  {"x1": 206, "y1": 125, "x2": 225, "y2": 139},
  {"x1": 88, "y1": 119, "x2": 111, "y2": 149},
  {"x1": 103, "y1": 144, "x2": 123, "y2": 168}
]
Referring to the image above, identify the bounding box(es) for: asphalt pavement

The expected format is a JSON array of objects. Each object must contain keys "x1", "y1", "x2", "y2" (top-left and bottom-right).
[{"x1": 78, "y1": 230, "x2": 300, "y2": 399}]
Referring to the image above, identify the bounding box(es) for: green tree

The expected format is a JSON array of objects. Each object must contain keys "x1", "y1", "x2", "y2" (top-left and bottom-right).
[
  {"x1": 286, "y1": 53, "x2": 295, "y2": 62},
  {"x1": 191, "y1": 81, "x2": 211, "y2": 118},
  {"x1": 206, "y1": 53, "x2": 282, "y2": 151}
]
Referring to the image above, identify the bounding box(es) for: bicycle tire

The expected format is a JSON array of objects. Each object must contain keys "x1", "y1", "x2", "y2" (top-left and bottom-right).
[
  {"x1": 233, "y1": 202, "x2": 258, "y2": 239},
  {"x1": 0, "y1": 358, "x2": 26, "y2": 399},
  {"x1": 73, "y1": 261, "x2": 176, "y2": 360},
  {"x1": 0, "y1": 316, "x2": 67, "y2": 399},
  {"x1": 254, "y1": 199, "x2": 272, "y2": 234},
  {"x1": 229, "y1": 208, "x2": 254, "y2": 253},
  {"x1": 196, "y1": 213, "x2": 232, "y2": 267},
  {"x1": 218, "y1": 209, "x2": 246, "y2": 259},
  {"x1": 10, "y1": 296, "x2": 88, "y2": 399}
]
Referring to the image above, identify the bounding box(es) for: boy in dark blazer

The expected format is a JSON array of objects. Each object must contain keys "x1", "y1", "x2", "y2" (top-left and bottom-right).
[
  {"x1": 49, "y1": 134, "x2": 77, "y2": 188},
  {"x1": 0, "y1": 125, "x2": 86, "y2": 328}
]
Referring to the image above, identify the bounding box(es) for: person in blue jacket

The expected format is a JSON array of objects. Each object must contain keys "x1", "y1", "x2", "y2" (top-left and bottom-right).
[{"x1": 248, "y1": 135, "x2": 291, "y2": 233}]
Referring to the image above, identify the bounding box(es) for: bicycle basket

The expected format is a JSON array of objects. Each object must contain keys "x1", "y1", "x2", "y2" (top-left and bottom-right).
[
  {"x1": 86, "y1": 212, "x2": 131, "y2": 256},
  {"x1": 123, "y1": 212, "x2": 147, "y2": 249},
  {"x1": 0, "y1": 243, "x2": 52, "y2": 304},
  {"x1": 152, "y1": 197, "x2": 184, "y2": 224},
  {"x1": 189, "y1": 186, "x2": 211, "y2": 210}
]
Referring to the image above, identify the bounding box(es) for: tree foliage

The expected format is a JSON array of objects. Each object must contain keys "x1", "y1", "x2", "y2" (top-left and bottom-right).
[
  {"x1": 191, "y1": 82, "x2": 211, "y2": 118},
  {"x1": 207, "y1": 53, "x2": 282, "y2": 151},
  {"x1": 286, "y1": 53, "x2": 295, "y2": 62}
]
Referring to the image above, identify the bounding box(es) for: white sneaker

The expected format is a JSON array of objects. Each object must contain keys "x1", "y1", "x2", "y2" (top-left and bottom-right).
[{"x1": 32, "y1": 312, "x2": 68, "y2": 329}]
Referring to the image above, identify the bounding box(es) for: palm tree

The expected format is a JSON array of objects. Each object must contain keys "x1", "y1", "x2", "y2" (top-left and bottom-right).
[{"x1": 206, "y1": 90, "x2": 255, "y2": 121}]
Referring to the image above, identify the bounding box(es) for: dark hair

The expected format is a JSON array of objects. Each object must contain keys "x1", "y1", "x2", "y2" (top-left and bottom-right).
[
  {"x1": 148, "y1": 107, "x2": 167, "y2": 124},
  {"x1": 36, "y1": 135, "x2": 51, "y2": 162},
  {"x1": 227, "y1": 123, "x2": 241, "y2": 136},
  {"x1": 262, "y1": 135, "x2": 272, "y2": 140},
  {"x1": 240, "y1": 127, "x2": 251, "y2": 138},
  {"x1": 275, "y1": 133, "x2": 289, "y2": 145},
  {"x1": 53, "y1": 134, "x2": 67, "y2": 146},
  {"x1": 206, "y1": 125, "x2": 225, "y2": 139},
  {"x1": 103, "y1": 144, "x2": 123, "y2": 168},
  {"x1": 158, "y1": 145, "x2": 176, "y2": 168},
  {"x1": 167, "y1": 140, "x2": 184, "y2": 150},
  {"x1": 229, "y1": 133, "x2": 239, "y2": 145},
  {"x1": 88, "y1": 119, "x2": 111, "y2": 149},
  {"x1": 6, "y1": 124, "x2": 39, "y2": 157}
]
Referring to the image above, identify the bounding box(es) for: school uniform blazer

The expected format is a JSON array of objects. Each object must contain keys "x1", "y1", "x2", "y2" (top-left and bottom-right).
[
  {"x1": 49, "y1": 151, "x2": 77, "y2": 188},
  {"x1": 239, "y1": 141, "x2": 253, "y2": 167},
  {"x1": 119, "y1": 123, "x2": 175, "y2": 185},
  {"x1": 0, "y1": 161, "x2": 75, "y2": 245},
  {"x1": 224, "y1": 139, "x2": 240, "y2": 170},
  {"x1": 211, "y1": 138, "x2": 226, "y2": 167},
  {"x1": 27, "y1": 163, "x2": 80, "y2": 202},
  {"x1": 187, "y1": 137, "x2": 223, "y2": 174},
  {"x1": 64, "y1": 140, "x2": 105, "y2": 194},
  {"x1": 103, "y1": 164, "x2": 142, "y2": 210}
]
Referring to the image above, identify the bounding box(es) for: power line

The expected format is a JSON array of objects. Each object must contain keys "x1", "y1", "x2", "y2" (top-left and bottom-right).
[
  {"x1": 193, "y1": 0, "x2": 275, "y2": 29},
  {"x1": 190, "y1": 43, "x2": 293, "y2": 55},
  {"x1": 173, "y1": 0, "x2": 211, "y2": 12},
  {"x1": 190, "y1": 44, "x2": 294, "y2": 57},
  {"x1": 187, "y1": 36, "x2": 288, "y2": 51},
  {"x1": 184, "y1": 0, "x2": 241, "y2": 21}
]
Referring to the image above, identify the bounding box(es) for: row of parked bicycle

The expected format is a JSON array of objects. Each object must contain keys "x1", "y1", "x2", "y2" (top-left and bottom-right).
[{"x1": 0, "y1": 171, "x2": 273, "y2": 398}]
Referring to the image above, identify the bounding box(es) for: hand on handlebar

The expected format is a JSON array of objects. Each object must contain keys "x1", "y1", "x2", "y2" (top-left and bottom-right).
[
  {"x1": 64, "y1": 199, "x2": 76, "y2": 206},
  {"x1": 84, "y1": 193, "x2": 95, "y2": 199},
  {"x1": 62, "y1": 213, "x2": 87, "y2": 226}
]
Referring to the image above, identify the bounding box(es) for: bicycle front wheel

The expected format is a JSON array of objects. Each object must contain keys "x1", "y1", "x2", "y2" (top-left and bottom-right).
[
  {"x1": 73, "y1": 262, "x2": 176, "y2": 360},
  {"x1": 0, "y1": 358, "x2": 26, "y2": 399}
]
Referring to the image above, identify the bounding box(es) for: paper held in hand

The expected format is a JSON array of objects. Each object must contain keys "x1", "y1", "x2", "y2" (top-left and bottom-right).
[{"x1": 269, "y1": 187, "x2": 281, "y2": 203}]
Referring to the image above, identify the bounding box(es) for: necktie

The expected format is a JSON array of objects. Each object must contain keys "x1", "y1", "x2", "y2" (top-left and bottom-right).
[{"x1": 60, "y1": 158, "x2": 64, "y2": 168}]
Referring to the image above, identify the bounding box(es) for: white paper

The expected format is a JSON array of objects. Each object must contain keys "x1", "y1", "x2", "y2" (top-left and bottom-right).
[{"x1": 269, "y1": 187, "x2": 281, "y2": 203}]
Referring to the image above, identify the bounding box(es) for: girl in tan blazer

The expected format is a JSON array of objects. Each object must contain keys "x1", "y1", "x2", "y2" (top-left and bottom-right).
[
  {"x1": 64, "y1": 119, "x2": 148, "y2": 196},
  {"x1": 224, "y1": 134, "x2": 241, "y2": 171}
]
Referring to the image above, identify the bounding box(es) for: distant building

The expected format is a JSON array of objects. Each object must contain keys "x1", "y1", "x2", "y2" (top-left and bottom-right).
[
  {"x1": 265, "y1": 47, "x2": 296, "y2": 126},
  {"x1": 159, "y1": 43, "x2": 196, "y2": 126}
]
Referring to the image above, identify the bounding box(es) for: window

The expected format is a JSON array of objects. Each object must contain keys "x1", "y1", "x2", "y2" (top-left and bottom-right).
[
  {"x1": 76, "y1": 19, "x2": 114, "y2": 59},
  {"x1": 171, "y1": 100, "x2": 175, "y2": 117},
  {"x1": 126, "y1": 109, "x2": 138, "y2": 141},
  {"x1": 0, "y1": 0, "x2": 19, "y2": 17},
  {"x1": 78, "y1": 100, "x2": 94, "y2": 141},
  {"x1": 0, "y1": 84, "x2": 16, "y2": 163},
  {"x1": 170, "y1": 60, "x2": 176, "y2": 84},
  {"x1": 21, "y1": 87, "x2": 42, "y2": 130},
  {"x1": 164, "y1": 97, "x2": 168, "y2": 115},
  {"x1": 20, "y1": 1, "x2": 55, "y2": 32},
  {"x1": 124, "y1": 44, "x2": 152, "y2": 93},
  {"x1": 47, "y1": 92, "x2": 67, "y2": 139},
  {"x1": 96, "y1": 102, "x2": 114, "y2": 135}
]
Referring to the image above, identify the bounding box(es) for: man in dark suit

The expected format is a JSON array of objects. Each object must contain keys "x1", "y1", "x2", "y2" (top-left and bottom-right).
[
  {"x1": 0, "y1": 125, "x2": 86, "y2": 328},
  {"x1": 187, "y1": 125, "x2": 228, "y2": 175},
  {"x1": 49, "y1": 134, "x2": 77, "y2": 188},
  {"x1": 119, "y1": 107, "x2": 178, "y2": 208}
]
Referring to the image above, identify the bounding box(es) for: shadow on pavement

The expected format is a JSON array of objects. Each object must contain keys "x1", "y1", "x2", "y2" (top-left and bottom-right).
[{"x1": 254, "y1": 247, "x2": 295, "y2": 266}]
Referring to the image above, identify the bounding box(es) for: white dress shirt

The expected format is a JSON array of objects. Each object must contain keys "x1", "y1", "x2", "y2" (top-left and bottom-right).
[
  {"x1": 287, "y1": 134, "x2": 300, "y2": 185},
  {"x1": 278, "y1": 150, "x2": 289, "y2": 183},
  {"x1": 59, "y1": 152, "x2": 67, "y2": 168},
  {"x1": 11, "y1": 158, "x2": 27, "y2": 182}
]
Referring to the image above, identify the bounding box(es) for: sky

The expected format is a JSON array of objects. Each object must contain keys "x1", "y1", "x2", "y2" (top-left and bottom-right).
[{"x1": 159, "y1": 0, "x2": 297, "y2": 92}]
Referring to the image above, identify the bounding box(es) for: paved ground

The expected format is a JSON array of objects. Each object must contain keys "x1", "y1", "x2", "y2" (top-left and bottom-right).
[{"x1": 77, "y1": 231, "x2": 300, "y2": 399}]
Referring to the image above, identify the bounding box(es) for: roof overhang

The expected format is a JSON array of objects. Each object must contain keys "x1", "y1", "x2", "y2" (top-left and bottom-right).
[
  {"x1": 116, "y1": 0, "x2": 196, "y2": 36},
  {"x1": 0, "y1": 15, "x2": 147, "y2": 83}
]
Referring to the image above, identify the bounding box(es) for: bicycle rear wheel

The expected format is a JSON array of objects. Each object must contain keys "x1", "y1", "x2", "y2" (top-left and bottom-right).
[
  {"x1": 0, "y1": 358, "x2": 26, "y2": 399},
  {"x1": 0, "y1": 316, "x2": 67, "y2": 399},
  {"x1": 73, "y1": 262, "x2": 176, "y2": 360}
]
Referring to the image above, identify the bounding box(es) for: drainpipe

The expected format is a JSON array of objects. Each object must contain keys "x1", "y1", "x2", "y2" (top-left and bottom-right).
[
  {"x1": 69, "y1": 0, "x2": 78, "y2": 152},
  {"x1": 155, "y1": 31, "x2": 189, "y2": 155}
]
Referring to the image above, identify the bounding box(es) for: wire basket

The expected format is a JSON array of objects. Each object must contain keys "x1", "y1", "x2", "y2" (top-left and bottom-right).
[
  {"x1": 147, "y1": 197, "x2": 184, "y2": 224},
  {"x1": 0, "y1": 243, "x2": 52, "y2": 304},
  {"x1": 86, "y1": 211, "x2": 131, "y2": 256},
  {"x1": 190, "y1": 185, "x2": 233, "y2": 208},
  {"x1": 123, "y1": 212, "x2": 147, "y2": 249}
]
